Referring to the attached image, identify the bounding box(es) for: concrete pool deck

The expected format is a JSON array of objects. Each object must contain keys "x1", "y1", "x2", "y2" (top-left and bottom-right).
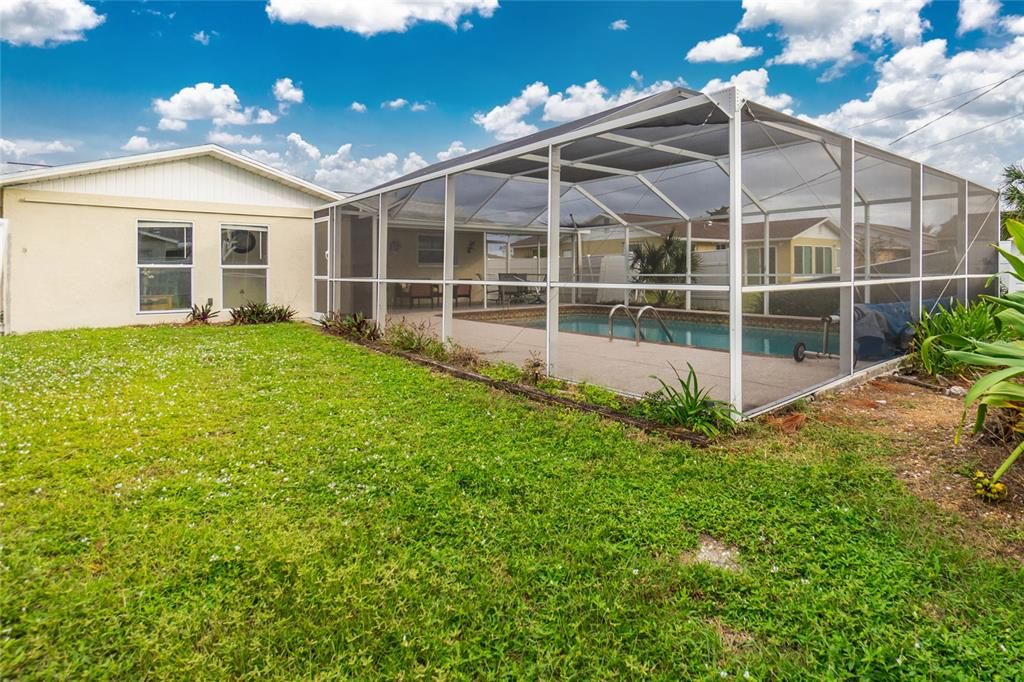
[{"x1": 389, "y1": 305, "x2": 844, "y2": 411}]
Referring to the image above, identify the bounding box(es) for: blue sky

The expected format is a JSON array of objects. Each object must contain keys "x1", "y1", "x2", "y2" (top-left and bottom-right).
[{"x1": 2, "y1": 1, "x2": 1022, "y2": 193}]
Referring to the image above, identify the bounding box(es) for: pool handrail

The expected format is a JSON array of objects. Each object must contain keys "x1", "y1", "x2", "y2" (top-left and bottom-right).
[
  {"x1": 636, "y1": 306, "x2": 675, "y2": 344},
  {"x1": 608, "y1": 304, "x2": 640, "y2": 345}
]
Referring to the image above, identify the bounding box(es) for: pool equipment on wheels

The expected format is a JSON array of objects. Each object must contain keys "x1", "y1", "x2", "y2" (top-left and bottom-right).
[{"x1": 792, "y1": 314, "x2": 840, "y2": 363}]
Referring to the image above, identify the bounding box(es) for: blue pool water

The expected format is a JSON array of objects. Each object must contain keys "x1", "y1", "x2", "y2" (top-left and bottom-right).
[{"x1": 512, "y1": 313, "x2": 838, "y2": 357}]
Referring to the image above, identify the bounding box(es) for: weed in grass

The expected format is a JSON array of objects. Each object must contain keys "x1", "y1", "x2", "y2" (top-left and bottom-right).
[
  {"x1": 575, "y1": 382, "x2": 625, "y2": 411},
  {"x1": 478, "y1": 361, "x2": 523, "y2": 383}
]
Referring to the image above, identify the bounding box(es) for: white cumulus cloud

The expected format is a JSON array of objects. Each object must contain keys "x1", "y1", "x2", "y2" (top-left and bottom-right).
[
  {"x1": 0, "y1": 0, "x2": 105, "y2": 47},
  {"x1": 273, "y1": 77, "x2": 304, "y2": 111},
  {"x1": 686, "y1": 33, "x2": 763, "y2": 63},
  {"x1": 286, "y1": 132, "x2": 321, "y2": 160},
  {"x1": 207, "y1": 131, "x2": 263, "y2": 146},
  {"x1": 702, "y1": 68, "x2": 794, "y2": 112},
  {"x1": 153, "y1": 82, "x2": 279, "y2": 130},
  {"x1": 957, "y1": 0, "x2": 1002, "y2": 35},
  {"x1": 350, "y1": 101, "x2": 368, "y2": 112},
  {"x1": 120, "y1": 136, "x2": 175, "y2": 153},
  {"x1": 382, "y1": 98, "x2": 409, "y2": 110},
  {"x1": 472, "y1": 81, "x2": 550, "y2": 140},
  {"x1": 472, "y1": 77, "x2": 696, "y2": 139},
  {"x1": 609, "y1": 19, "x2": 629, "y2": 31},
  {"x1": 0, "y1": 137, "x2": 75, "y2": 161},
  {"x1": 314, "y1": 144, "x2": 427, "y2": 192},
  {"x1": 738, "y1": 0, "x2": 930, "y2": 80},
  {"x1": 265, "y1": 0, "x2": 498, "y2": 37},
  {"x1": 1004, "y1": 14, "x2": 1024, "y2": 34},
  {"x1": 437, "y1": 140, "x2": 474, "y2": 161},
  {"x1": 192, "y1": 29, "x2": 216, "y2": 45},
  {"x1": 806, "y1": 37, "x2": 1024, "y2": 185}
]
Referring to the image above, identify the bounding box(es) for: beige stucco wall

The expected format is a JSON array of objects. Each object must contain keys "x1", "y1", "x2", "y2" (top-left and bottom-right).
[{"x1": 3, "y1": 188, "x2": 315, "y2": 333}]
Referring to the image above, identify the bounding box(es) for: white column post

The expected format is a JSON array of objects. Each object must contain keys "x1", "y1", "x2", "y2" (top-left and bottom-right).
[
  {"x1": 958, "y1": 178, "x2": 968, "y2": 303},
  {"x1": 376, "y1": 194, "x2": 389, "y2": 324},
  {"x1": 546, "y1": 145, "x2": 561, "y2": 374},
  {"x1": 327, "y1": 206, "x2": 335, "y2": 312},
  {"x1": 441, "y1": 174, "x2": 455, "y2": 343},
  {"x1": 726, "y1": 88, "x2": 744, "y2": 414},
  {"x1": 840, "y1": 137, "x2": 856, "y2": 375},
  {"x1": 624, "y1": 225, "x2": 631, "y2": 304},
  {"x1": 685, "y1": 219, "x2": 692, "y2": 310},
  {"x1": 864, "y1": 203, "x2": 872, "y2": 303},
  {"x1": 910, "y1": 162, "x2": 923, "y2": 320},
  {"x1": 762, "y1": 214, "x2": 771, "y2": 315}
]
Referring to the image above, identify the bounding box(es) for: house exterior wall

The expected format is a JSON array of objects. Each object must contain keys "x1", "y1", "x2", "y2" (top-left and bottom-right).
[
  {"x1": 15, "y1": 154, "x2": 325, "y2": 209},
  {"x1": 2, "y1": 188, "x2": 314, "y2": 333}
]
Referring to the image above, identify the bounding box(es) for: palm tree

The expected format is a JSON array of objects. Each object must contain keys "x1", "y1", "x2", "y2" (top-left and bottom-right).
[
  {"x1": 1004, "y1": 164, "x2": 1024, "y2": 232},
  {"x1": 630, "y1": 231, "x2": 701, "y2": 307}
]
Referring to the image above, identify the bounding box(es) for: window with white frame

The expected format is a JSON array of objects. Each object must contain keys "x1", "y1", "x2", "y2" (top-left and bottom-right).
[
  {"x1": 417, "y1": 233, "x2": 444, "y2": 266},
  {"x1": 138, "y1": 220, "x2": 192, "y2": 312},
  {"x1": 745, "y1": 246, "x2": 777, "y2": 285},
  {"x1": 793, "y1": 245, "x2": 834, "y2": 276},
  {"x1": 222, "y1": 225, "x2": 268, "y2": 308}
]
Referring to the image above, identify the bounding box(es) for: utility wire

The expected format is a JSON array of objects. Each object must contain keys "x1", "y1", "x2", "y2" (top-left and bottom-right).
[
  {"x1": 848, "y1": 76, "x2": 1015, "y2": 130},
  {"x1": 890, "y1": 68, "x2": 1024, "y2": 144},
  {"x1": 910, "y1": 111, "x2": 1022, "y2": 152}
]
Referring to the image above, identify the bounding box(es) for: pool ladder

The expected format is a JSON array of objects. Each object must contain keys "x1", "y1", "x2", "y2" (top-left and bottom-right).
[{"x1": 608, "y1": 304, "x2": 675, "y2": 346}]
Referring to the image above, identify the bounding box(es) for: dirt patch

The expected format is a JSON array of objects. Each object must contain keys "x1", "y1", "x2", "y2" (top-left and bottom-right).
[
  {"x1": 680, "y1": 535, "x2": 742, "y2": 572},
  {"x1": 814, "y1": 377, "x2": 1024, "y2": 560},
  {"x1": 709, "y1": 617, "x2": 754, "y2": 654}
]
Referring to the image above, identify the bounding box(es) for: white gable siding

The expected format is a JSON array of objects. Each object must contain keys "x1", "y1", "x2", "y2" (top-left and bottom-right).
[
  {"x1": 794, "y1": 221, "x2": 839, "y2": 240},
  {"x1": 17, "y1": 155, "x2": 323, "y2": 209}
]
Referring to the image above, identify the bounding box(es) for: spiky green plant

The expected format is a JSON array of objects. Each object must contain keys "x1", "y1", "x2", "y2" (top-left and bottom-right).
[
  {"x1": 634, "y1": 363, "x2": 738, "y2": 438},
  {"x1": 185, "y1": 302, "x2": 219, "y2": 325},
  {"x1": 924, "y1": 218, "x2": 1024, "y2": 499}
]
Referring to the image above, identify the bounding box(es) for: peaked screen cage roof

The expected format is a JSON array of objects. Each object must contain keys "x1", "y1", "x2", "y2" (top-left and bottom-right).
[
  {"x1": 322, "y1": 86, "x2": 996, "y2": 231},
  {"x1": 316, "y1": 84, "x2": 1002, "y2": 418}
]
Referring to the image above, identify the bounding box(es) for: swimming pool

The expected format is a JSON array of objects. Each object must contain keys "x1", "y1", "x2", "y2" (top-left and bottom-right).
[{"x1": 510, "y1": 313, "x2": 838, "y2": 357}]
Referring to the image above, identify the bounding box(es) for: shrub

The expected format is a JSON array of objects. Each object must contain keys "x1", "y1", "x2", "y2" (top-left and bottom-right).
[
  {"x1": 911, "y1": 300, "x2": 1002, "y2": 376},
  {"x1": 520, "y1": 352, "x2": 546, "y2": 386},
  {"x1": 925, "y1": 218, "x2": 1024, "y2": 498},
  {"x1": 384, "y1": 319, "x2": 448, "y2": 361},
  {"x1": 446, "y1": 343, "x2": 481, "y2": 370},
  {"x1": 320, "y1": 311, "x2": 381, "y2": 341},
  {"x1": 632, "y1": 363, "x2": 738, "y2": 438},
  {"x1": 229, "y1": 302, "x2": 296, "y2": 325},
  {"x1": 185, "y1": 302, "x2": 219, "y2": 325}
]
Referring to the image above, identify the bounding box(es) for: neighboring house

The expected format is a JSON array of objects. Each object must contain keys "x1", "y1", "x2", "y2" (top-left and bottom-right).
[
  {"x1": 507, "y1": 214, "x2": 934, "y2": 286},
  {"x1": 0, "y1": 145, "x2": 339, "y2": 333}
]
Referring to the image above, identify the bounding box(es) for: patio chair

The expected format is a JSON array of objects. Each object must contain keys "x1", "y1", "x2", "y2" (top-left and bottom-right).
[
  {"x1": 409, "y1": 283, "x2": 440, "y2": 308},
  {"x1": 497, "y1": 272, "x2": 532, "y2": 305},
  {"x1": 453, "y1": 283, "x2": 472, "y2": 307}
]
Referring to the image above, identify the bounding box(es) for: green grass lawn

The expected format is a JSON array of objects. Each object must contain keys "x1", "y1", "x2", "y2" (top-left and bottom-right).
[{"x1": 2, "y1": 323, "x2": 1022, "y2": 679}]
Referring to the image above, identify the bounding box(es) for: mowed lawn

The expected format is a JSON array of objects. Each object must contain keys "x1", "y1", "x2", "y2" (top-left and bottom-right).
[{"x1": 1, "y1": 323, "x2": 1022, "y2": 679}]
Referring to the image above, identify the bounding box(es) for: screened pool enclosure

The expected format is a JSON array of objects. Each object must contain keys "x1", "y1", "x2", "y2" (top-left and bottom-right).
[{"x1": 313, "y1": 86, "x2": 999, "y2": 416}]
